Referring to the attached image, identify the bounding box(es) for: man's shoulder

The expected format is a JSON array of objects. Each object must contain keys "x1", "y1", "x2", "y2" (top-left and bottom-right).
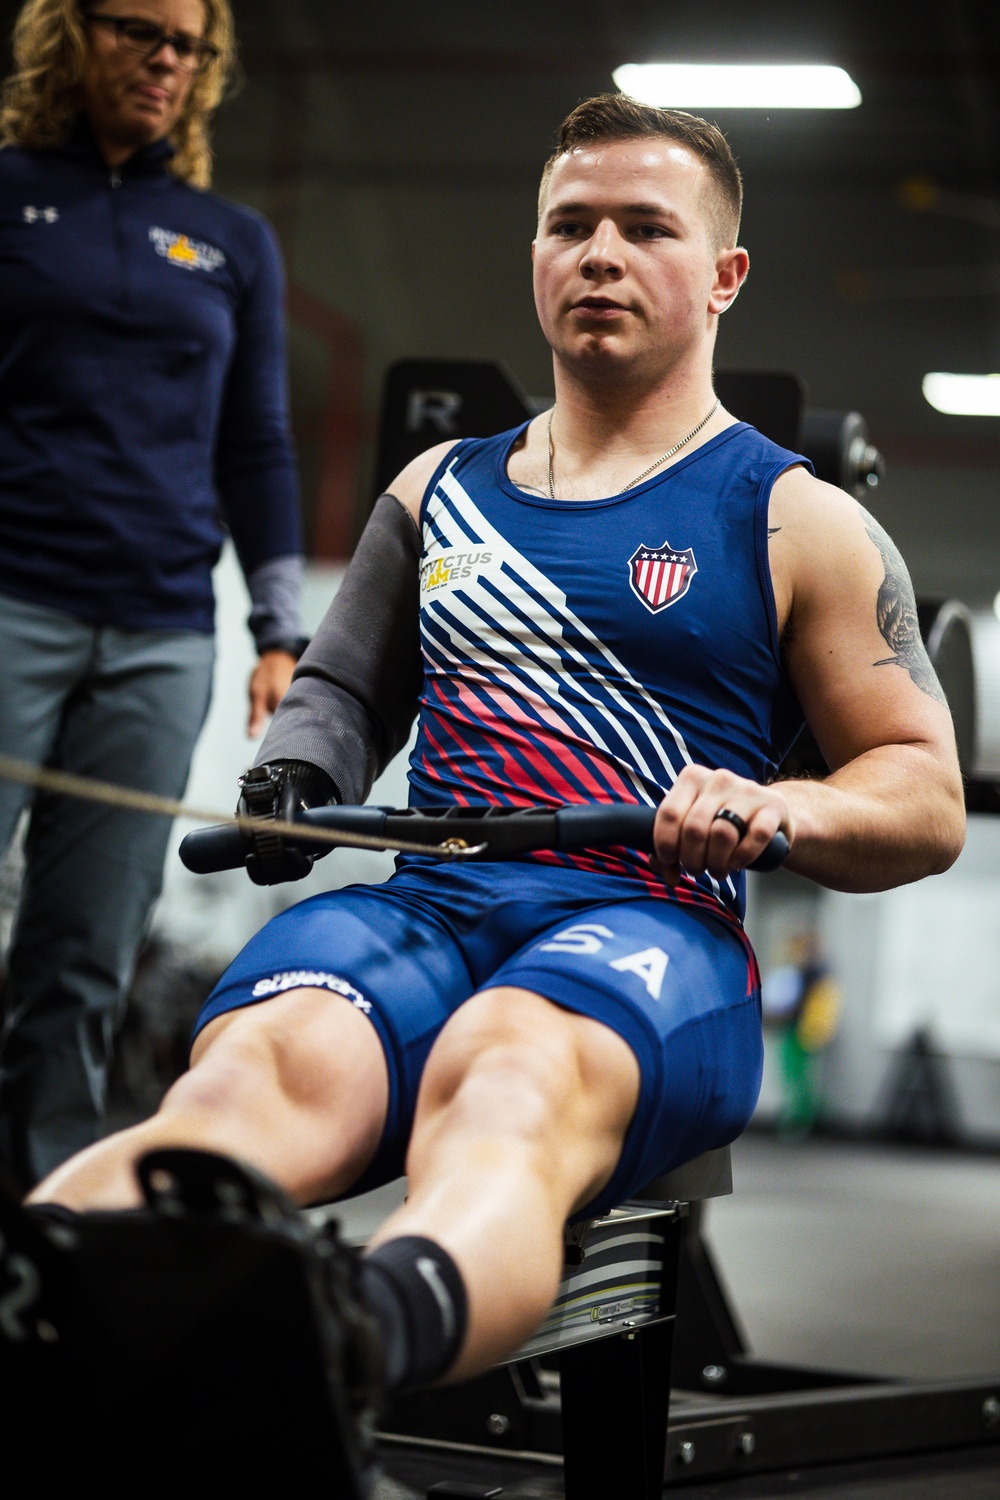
[
  {"x1": 769, "y1": 466, "x2": 873, "y2": 608},
  {"x1": 769, "y1": 464, "x2": 857, "y2": 528},
  {"x1": 386, "y1": 441, "x2": 464, "y2": 526},
  {"x1": 727, "y1": 420, "x2": 809, "y2": 477},
  {"x1": 389, "y1": 423, "x2": 530, "y2": 522}
]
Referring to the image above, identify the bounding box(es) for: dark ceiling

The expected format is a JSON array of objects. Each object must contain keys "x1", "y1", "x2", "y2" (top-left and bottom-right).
[{"x1": 226, "y1": 0, "x2": 1000, "y2": 183}]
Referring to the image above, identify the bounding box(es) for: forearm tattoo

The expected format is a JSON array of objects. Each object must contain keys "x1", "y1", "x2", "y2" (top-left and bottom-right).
[{"x1": 861, "y1": 508, "x2": 946, "y2": 705}]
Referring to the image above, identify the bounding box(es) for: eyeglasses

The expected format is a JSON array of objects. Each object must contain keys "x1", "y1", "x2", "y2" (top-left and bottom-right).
[{"x1": 86, "y1": 14, "x2": 220, "y2": 75}]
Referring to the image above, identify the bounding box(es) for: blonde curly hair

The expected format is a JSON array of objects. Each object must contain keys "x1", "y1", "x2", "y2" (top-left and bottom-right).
[{"x1": 0, "y1": 0, "x2": 237, "y2": 188}]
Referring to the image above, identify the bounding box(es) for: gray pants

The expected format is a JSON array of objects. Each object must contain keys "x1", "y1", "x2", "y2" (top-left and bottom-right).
[{"x1": 0, "y1": 591, "x2": 214, "y2": 1187}]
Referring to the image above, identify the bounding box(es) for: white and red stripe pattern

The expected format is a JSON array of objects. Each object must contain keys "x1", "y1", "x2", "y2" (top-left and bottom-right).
[
  {"x1": 628, "y1": 543, "x2": 698, "y2": 613},
  {"x1": 409, "y1": 466, "x2": 737, "y2": 914}
]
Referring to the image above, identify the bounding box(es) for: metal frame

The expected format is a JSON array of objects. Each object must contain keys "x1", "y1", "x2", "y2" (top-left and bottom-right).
[
  {"x1": 662, "y1": 1206, "x2": 1000, "y2": 1483},
  {"x1": 378, "y1": 1198, "x2": 1000, "y2": 1493},
  {"x1": 382, "y1": 1200, "x2": 684, "y2": 1500}
]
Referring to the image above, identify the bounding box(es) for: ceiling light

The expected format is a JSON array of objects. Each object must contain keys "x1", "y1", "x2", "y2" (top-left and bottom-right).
[
  {"x1": 613, "y1": 63, "x2": 862, "y2": 110},
  {"x1": 923, "y1": 372, "x2": 1000, "y2": 417}
]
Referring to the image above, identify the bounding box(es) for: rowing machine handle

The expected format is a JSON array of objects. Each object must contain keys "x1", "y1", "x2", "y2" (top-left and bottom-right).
[
  {"x1": 553, "y1": 804, "x2": 789, "y2": 873},
  {"x1": 178, "y1": 805, "x2": 389, "y2": 875},
  {"x1": 179, "y1": 823, "x2": 242, "y2": 874},
  {"x1": 179, "y1": 804, "x2": 789, "y2": 875}
]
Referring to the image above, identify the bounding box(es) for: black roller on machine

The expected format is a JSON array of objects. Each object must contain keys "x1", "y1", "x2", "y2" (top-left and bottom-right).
[{"x1": 799, "y1": 408, "x2": 885, "y2": 499}]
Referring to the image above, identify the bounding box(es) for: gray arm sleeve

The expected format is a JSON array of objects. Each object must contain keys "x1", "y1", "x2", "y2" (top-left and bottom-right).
[
  {"x1": 254, "y1": 493, "x2": 422, "y2": 805},
  {"x1": 246, "y1": 553, "x2": 305, "y2": 653}
]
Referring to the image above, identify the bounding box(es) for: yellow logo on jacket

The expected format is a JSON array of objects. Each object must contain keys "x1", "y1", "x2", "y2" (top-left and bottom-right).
[
  {"x1": 167, "y1": 235, "x2": 199, "y2": 266},
  {"x1": 149, "y1": 225, "x2": 226, "y2": 273}
]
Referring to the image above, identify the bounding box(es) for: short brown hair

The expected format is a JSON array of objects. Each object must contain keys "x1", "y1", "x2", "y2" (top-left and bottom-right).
[
  {"x1": 538, "y1": 92, "x2": 743, "y2": 249},
  {"x1": 0, "y1": 0, "x2": 238, "y2": 189}
]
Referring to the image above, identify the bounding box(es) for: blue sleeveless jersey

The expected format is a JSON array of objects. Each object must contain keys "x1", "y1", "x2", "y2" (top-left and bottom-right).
[{"x1": 406, "y1": 421, "x2": 807, "y2": 927}]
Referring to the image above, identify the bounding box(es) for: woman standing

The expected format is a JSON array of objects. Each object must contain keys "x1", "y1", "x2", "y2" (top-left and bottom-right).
[{"x1": 0, "y1": 0, "x2": 306, "y2": 1186}]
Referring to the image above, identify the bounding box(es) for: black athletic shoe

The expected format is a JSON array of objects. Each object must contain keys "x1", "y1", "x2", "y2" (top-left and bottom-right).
[
  {"x1": 4, "y1": 1150, "x2": 384, "y2": 1492},
  {"x1": 312, "y1": 1212, "x2": 388, "y2": 1442},
  {"x1": 0, "y1": 1166, "x2": 78, "y2": 1418},
  {"x1": 135, "y1": 1147, "x2": 386, "y2": 1494}
]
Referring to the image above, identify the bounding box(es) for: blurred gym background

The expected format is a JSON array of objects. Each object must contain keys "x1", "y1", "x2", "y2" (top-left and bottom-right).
[
  {"x1": 150, "y1": 1, "x2": 1000, "y2": 590},
  {"x1": 1, "y1": 0, "x2": 999, "y2": 1395}
]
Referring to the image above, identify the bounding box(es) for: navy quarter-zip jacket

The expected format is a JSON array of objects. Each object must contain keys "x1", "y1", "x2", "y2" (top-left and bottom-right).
[{"x1": 0, "y1": 121, "x2": 301, "y2": 633}]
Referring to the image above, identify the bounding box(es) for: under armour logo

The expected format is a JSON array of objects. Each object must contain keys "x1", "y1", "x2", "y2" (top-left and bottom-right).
[{"x1": 23, "y1": 205, "x2": 59, "y2": 224}]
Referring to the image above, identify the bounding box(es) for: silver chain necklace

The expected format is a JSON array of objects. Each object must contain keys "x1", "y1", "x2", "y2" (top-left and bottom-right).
[{"x1": 546, "y1": 397, "x2": 721, "y2": 501}]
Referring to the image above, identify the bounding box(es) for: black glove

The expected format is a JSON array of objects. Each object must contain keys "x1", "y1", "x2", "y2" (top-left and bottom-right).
[{"x1": 237, "y1": 760, "x2": 337, "y2": 886}]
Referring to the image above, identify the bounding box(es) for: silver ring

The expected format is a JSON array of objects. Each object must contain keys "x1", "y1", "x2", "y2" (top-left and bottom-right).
[{"x1": 713, "y1": 807, "x2": 749, "y2": 841}]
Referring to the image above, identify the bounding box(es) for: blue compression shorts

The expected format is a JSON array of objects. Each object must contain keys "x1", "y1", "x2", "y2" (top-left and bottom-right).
[{"x1": 195, "y1": 861, "x2": 763, "y2": 1218}]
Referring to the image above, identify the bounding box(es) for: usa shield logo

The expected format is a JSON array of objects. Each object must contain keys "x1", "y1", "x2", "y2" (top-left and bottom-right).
[{"x1": 627, "y1": 542, "x2": 698, "y2": 613}]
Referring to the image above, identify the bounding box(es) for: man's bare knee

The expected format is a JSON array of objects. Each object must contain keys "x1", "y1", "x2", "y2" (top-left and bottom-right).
[
  {"x1": 435, "y1": 1046, "x2": 565, "y2": 1145},
  {"x1": 408, "y1": 986, "x2": 640, "y2": 1204},
  {"x1": 191, "y1": 987, "x2": 345, "y2": 1068},
  {"x1": 413, "y1": 991, "x2": 597, "y2": 1166},
  {"x1": 186, "y1": 987, "x2": 385, "y2": 1113},
  {"x1": 420, "y1": 986, "x2": 636, "y2": 1125},
  {"x1": 144, "y1": 986, "x2": 391, "y2": 1205},
  {"x1": 160, "y1": 1048, "x2": 259, "y2": 1120}
]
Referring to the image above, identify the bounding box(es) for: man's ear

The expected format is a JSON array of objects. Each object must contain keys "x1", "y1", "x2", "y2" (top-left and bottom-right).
[
  {"x1": 710, "y1": 246, "x2": 750, "y2": 314},
  {"x1": 531, "y1": 240, "x2": 537, "y2": 262}
]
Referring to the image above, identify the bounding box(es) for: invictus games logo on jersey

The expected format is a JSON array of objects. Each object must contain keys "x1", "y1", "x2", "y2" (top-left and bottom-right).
[
  {"x1": 627, "y1": 542, "x2": 698, "y2": 613},
  {"x1": 149, "y1": 226, "x2": 226, "y2": 273},
  {"x1": 420, "y1": 549, "x2": 494, "y2": 595}
]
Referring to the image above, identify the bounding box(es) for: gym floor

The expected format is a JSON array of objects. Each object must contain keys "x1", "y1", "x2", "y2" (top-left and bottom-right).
[
  {"x1": 709, "y1": 1133, "x2": 1000, "y2": 1383},
  {"x1": 353, "y1": 1133, "x2": 1000, "y2": 1497}
]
